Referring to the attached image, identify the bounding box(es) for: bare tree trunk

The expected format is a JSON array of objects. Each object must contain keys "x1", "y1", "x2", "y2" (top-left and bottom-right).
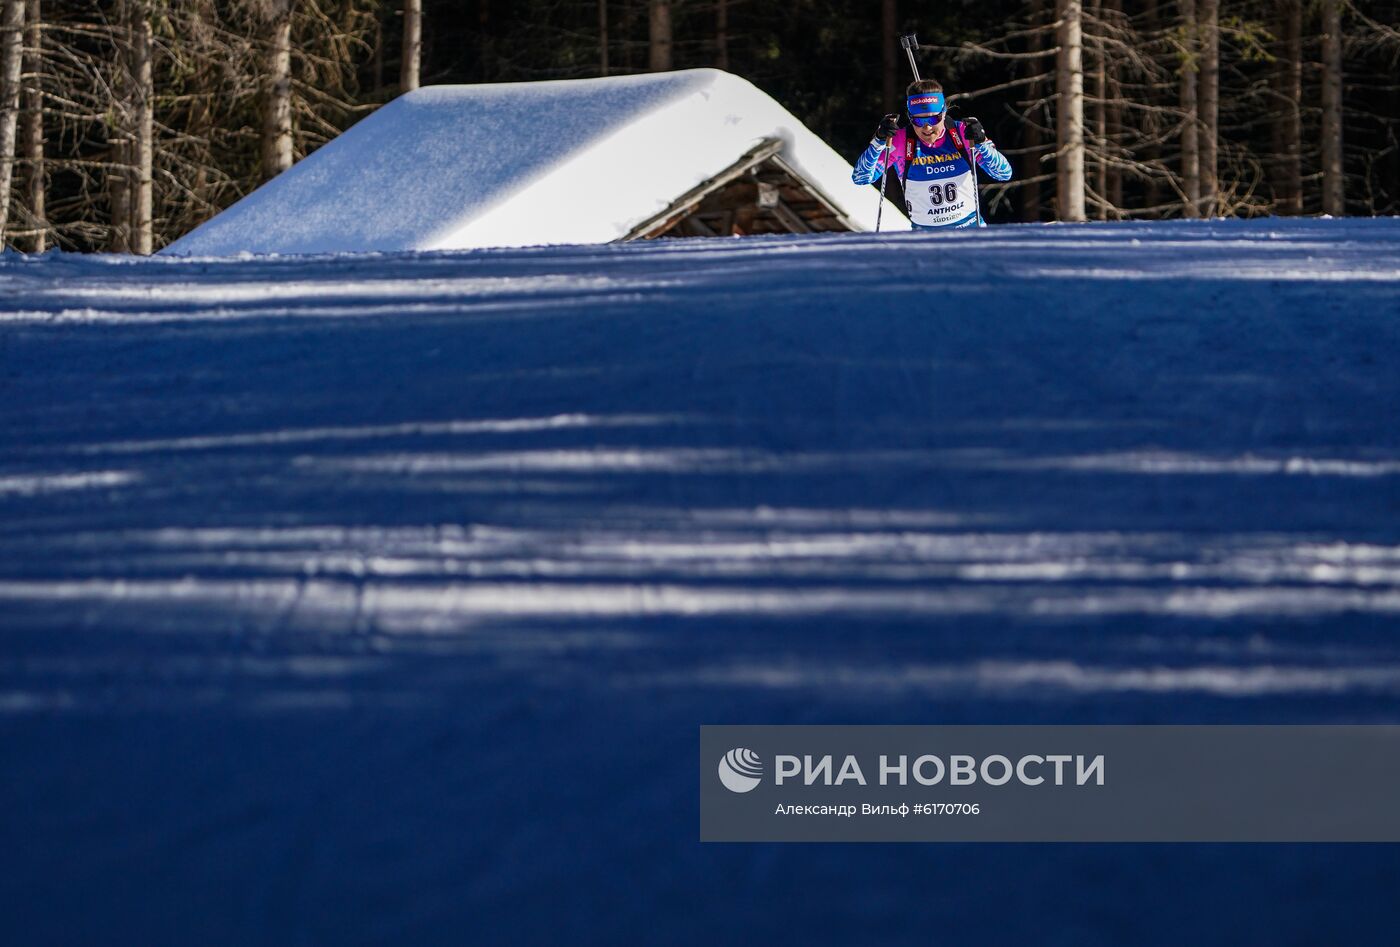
[
  {"x1": 648, "y1": 0, "x2": 671, "y2": 72},
  {"x1": 130, "y1": 0, "x2": 153, "y2": 255},
  {"x1": 1391, "y1": 73, "x2": 1400, "y2": 216},
  {"x1": 262, "y1": 0, "x2": 292, "y2": 180},
  {"x1": 623, "y1": 0, "x2": 639, "y2": 73},
  {"x1": 1179, "y1": 0, "x2": 1200, "y2": 217},
  {"x1": 715, "y1": 0, "x2": 728, "y2": 71},
  {"x1": 1056, "y1": 0, "x2": 1086, "y2": 221},
  {"x1": 0, "y1": 0, "x2": 25, "y2": 244},
  {"x1": 106, "y1": 0, "x2": 129, "y2": 250},
  {"x1": 1104, "y1": 0, "x2": 1122, "y2": 214},
  {"x1": 401, "y1": 0, "x2": 421, "y2": 93},
  {"x1": 1320, "y1": 0, "x2": 1344, "y2": 215},
  {"x1": 882, "y1": 0, "x2": 897, "y2": 107},
  {"x1": 1271, "y1": 0, "x2": 1302, "y2": 215},
  {"x1": 1092, "y1": 0, "x2": 1107, "y2": 219},
  {"x1": 1198, "y1": 0, "x2": 1218, "y2": 216},
  {"x1": 479, "y1": 0, "x2": 492, "y2": 80},
  {"x1": 21, "y1": 0, "x2": 40, "y2": 250},
  {"x1": 1022, "y1": 0, "x2": 1045, "y2": 222},
  {"x1": 110, "y1": 138, "x2": 130, "y2": 252},
  {"x1": 1142, "y1": 0, "x2": 1162, "y2": 212},
  {"x1": 599, "y1": 0, "x2": 609, "y2": 75},
  {"x1": 372, "y1": 11, "x2": 383, "y2": 94}
]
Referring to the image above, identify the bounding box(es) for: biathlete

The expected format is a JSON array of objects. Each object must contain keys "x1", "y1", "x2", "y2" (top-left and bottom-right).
[{"x1": 853, "y1": 79, "x2": 1013, "y2": 229}]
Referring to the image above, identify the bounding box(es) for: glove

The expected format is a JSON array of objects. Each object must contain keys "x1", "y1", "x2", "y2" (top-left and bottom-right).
[
  {"x1": 875, "y1": 113, "x2": 901, "y2": 143},
  {"x1": 963, "y1": 117, "x2": 988, "y2": 145}
]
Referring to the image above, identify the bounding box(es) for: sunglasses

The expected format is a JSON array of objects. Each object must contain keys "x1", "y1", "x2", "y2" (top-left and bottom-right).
[{"x1": 909, "y1": 112, "x2": 946, "y2": 128}]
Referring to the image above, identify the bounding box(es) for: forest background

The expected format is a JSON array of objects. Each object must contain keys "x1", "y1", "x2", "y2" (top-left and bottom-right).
[{"x1": 0, "y1": 0, "x2": 1396, "y2": 253}]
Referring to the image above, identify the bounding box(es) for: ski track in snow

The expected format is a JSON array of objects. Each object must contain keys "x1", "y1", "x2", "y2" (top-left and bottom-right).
[{"x1": 2, "y1": 218, "x2": 1400, "y2": 943}]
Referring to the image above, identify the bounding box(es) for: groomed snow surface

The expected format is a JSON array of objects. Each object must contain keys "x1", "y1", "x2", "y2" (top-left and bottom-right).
[{"x1": 3, "y1": 218, "x2": 1400, "y2": 943}]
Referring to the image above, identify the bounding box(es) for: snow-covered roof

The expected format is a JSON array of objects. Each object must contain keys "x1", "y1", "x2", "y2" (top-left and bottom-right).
[{"x1": 164, "y1": 69, "x2": 908, "y2": 256}]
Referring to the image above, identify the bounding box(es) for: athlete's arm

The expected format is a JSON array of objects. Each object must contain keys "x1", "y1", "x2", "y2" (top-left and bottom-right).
[
  {"x1": 971, "y1": 140, "x2": 1013, "y2": 182},
  {"x1": 852, "y1": 139, "x2": 892, "y2": 186}
]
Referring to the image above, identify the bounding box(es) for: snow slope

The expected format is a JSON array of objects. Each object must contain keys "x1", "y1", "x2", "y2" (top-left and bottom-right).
[
  {"x1": 163, "y1": 70, "x2": 908, "y2": 256},
  {"x1": 3, "y1": 219, "x2": 1400, "y2": 944}
]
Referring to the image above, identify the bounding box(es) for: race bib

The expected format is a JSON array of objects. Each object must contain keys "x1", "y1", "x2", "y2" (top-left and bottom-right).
[{"x1": 905, "y1": 168, "x2": 976, "y2": 227}]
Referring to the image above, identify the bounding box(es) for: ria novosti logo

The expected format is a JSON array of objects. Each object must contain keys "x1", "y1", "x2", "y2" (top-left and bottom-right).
[
  {"x1": 717, "y1": 749, "x2": 1107, "y2": 793},
  {"x1": 718, "y1": 748, "x2": 763, "y2": 793}
]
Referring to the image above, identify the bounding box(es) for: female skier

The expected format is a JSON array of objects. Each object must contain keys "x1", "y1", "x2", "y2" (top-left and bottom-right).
[{"x1": 853, "y1": 79, "x2": 1013, "y2": 229}]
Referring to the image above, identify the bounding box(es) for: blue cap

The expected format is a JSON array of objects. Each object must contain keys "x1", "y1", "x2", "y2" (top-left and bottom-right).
[{"x1": 906, "y1": 91, "x2": 945, "y2": 116}]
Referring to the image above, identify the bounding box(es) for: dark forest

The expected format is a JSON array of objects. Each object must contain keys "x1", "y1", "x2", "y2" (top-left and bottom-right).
[{"x1": 1, "y1": 0, "x2": 1397, "y2": 251}]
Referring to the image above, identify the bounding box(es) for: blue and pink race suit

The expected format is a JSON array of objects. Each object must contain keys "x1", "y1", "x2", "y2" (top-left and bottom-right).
[{"x1": 852, "y1": 122, "x2": 1013, "y2": 229}]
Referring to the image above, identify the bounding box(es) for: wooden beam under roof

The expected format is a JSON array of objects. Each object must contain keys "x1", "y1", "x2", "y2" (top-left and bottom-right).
[
  {"x1": 620, "y1": 137, "x2": 785, "y2": 241},
  {"x1": 765, "y1": 153, "x2": 859, "y2": 231},
  {"x1": 767, "y1": 193, "x2": 813, "y2": 233},
  {"x1": 620, "y1": 135, "x2": 873, "y2": 240}
]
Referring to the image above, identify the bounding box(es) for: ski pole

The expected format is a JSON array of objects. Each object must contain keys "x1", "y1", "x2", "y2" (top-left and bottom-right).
[
  {"x1": 964, "y1": 128, "x2": 983, "y2": 226},
  {"x1": 877, "y1": 32, "x2": 920, "y2": 234},
  {"x1": 900, "y1": 33, "x2": 921, "y2": 81},
  {"x1": 970, "y1": 151, "x2": 982, "y2": 226},
  {"x1": 875, "y1": 139, "x2": 891, "y2": 232}
]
